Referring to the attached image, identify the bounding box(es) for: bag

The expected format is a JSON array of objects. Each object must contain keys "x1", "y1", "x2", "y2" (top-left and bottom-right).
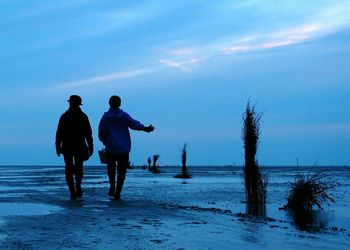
[{"x1": 98, "y1": 149, "x2": 108, "y2": 164}]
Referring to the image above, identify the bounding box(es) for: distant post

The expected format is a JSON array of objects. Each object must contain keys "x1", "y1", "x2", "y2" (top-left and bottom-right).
[{"x1": 182, "y1": 143, "x2": 187, "y2": 176}]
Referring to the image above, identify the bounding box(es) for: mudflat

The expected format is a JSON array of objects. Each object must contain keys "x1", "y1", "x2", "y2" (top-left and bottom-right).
[{"x1": 0, "y1": 166, "x2": 349, "y2": 249}]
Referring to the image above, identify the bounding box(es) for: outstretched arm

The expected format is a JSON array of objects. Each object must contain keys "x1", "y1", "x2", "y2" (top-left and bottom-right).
[{"x1": 126, "y1": 113, "x2": 154, "y2": 133}]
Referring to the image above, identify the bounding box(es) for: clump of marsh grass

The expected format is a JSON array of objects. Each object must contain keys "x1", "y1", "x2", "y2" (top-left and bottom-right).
[
  {"x1": 174, "y1": 143, "x2": 192, "y2": 179},
  {"x1": 242, "y1": 102, "x2": 267, "y2": 205},
  {"x1": 282, "y1": 169, "x2": 338, "y2": 211},
  {"x1": 152, "y1": 154, "x2": 161, "y2": 173}
]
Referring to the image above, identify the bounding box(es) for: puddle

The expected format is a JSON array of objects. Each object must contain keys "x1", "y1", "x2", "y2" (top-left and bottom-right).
[
  {"x1": 0, "y1": 193, "x2": 24, "y2": 198},
  {"x1": 0, "y1": 203, "x2": 63, "y2": 216},
  {"x1": 0, "y1": 233, "x2": 6, "y2": 241},
  {"x1": 83, "y1": 204, "x2": 109, "y2": 209}
]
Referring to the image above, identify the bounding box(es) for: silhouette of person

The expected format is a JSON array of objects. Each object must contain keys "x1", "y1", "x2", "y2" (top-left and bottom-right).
[
  {"x1": 56, "y1": 95, "x2": 93, "y2": 200},
  {"x1": 98, "y1": 95, "x2": 154, "y2": 199}
]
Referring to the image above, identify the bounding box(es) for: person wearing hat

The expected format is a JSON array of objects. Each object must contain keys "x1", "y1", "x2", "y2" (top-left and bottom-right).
[
  {"x1": 56, "y1": 95, "x2": 94, "y2": 200},
  {"x1": 98, "y1": 95, "x2": 154, "y2": 200}
]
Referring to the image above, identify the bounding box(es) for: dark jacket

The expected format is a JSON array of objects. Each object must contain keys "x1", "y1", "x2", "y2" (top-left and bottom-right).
[{"x1": 56, "y1": 107, "x2": 93, "y2": 154}]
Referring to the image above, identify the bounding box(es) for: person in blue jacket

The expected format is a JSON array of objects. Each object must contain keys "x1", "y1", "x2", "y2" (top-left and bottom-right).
[{"x1": 98, "y1": 95, "x2": 154, "y2": 199}]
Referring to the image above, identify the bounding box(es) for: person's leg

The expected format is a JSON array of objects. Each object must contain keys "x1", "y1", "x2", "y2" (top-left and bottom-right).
[
  {"x1": 74, "y1": 154, "x2": 84, "y2": 198},
  {"x1": 115, "y1": 154, "x2": 129, "y2": 199},
  {"x1": 63, "y1": 153, "x2": 76, "y2": 200},
  {"x1": 107, "y1": 154, "x2": 117, "y2": 196}
]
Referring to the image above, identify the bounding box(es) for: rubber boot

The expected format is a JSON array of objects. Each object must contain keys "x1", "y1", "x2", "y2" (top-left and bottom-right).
[
  {"x1": 75, "y1": 175, "x2": 83, "y2": 198},
  {"x1": 115, "y1": 175, "x2": 125, "y2": 200},
  {"x1": 67, "y1": 181, "x2": 76, "y2": 200},
  {"x1": 108, "y1": 170, "x2": 116, "y2": 196},
  {"x1": 76, "y1": 183, "x2": 83, "y2": 198}
]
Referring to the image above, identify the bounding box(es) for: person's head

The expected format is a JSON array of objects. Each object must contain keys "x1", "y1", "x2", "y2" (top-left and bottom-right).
[
  {"x1": 68, "y1": 95, "x2": 82, "y2": 107},
  {"x1": 109, "y1": 95, "x2": 121, "y2": 108}
]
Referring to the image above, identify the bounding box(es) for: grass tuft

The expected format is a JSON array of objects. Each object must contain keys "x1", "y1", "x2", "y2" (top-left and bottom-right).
[
  {"x1": 174, "y1": 143, "x2": 192, "y2": 179},
  {"x1": 242, "y1": 102, "x2": 267, "y2": 205},
  {"x1": 151, "y1": 154, "x2": 161, "y2": 173},
  {"x1": 282, "y1": 169, "x2": 339, "y2": 210}
]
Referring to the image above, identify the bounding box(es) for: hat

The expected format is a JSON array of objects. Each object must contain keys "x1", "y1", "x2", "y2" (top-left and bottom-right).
[{"x1": 68, "y1": 95, "x2": 82, "y2": 106}]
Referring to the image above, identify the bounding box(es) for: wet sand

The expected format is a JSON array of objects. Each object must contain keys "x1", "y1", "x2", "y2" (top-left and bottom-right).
[{"x1": 0, "y1": 166, "x2": 349, "y2": 249}]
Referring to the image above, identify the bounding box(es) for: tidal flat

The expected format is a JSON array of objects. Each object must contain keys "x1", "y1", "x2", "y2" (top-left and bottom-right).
[{"x1": 0, "y1": 165, "x2": 349, "y2": 249}]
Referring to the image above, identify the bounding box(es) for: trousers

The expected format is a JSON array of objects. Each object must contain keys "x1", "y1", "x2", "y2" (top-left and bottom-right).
[
  {"x1": 63, "y1": 152, "x2": 83, "y2": 195},
  {"x1": 107, "y1": 153, "x2": 129, "y2": 195}
]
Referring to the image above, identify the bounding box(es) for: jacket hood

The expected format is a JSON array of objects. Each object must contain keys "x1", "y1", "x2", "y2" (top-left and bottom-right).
[{"x1": 104, "y1": 108, "x2": 124, "y2": 119}]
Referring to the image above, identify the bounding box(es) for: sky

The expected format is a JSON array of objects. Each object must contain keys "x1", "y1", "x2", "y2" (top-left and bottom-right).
[{"x1": 0, "y1": 0, "x2": 350, "y2": 166}]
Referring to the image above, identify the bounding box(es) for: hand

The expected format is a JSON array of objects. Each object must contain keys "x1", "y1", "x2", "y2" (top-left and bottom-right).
[
  {"x1": 56, "y1": 146, "x2": 62, "y2": 157},
  {"x1": 144, "y1": 124, "x2": 155, "y2": 133}
]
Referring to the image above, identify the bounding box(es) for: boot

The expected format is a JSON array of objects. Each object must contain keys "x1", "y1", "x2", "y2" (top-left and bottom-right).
[
  {"x1": 67, "y1": 182, "x2": 76, "y2": 200},
  {"x1": 76, "y1": 183, "x2": 83, "y2": 198},
  {"x1": 108, "y1": 171, "x2": 116, "y2": 196},
  {"x1": 75, "y1": 169, "x2": 83, "y2": 198},
  {"x1": 115, "y1": 175, "x2": 125, "y2": 199}
]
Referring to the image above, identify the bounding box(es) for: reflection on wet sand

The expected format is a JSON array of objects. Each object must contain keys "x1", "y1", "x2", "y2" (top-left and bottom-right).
[
  {"x1": 246, "y1": 203, "x2": 267, "y2": 218},
  {"x1": 287, "y1": 209, "x2": 328, "y2": 232}
]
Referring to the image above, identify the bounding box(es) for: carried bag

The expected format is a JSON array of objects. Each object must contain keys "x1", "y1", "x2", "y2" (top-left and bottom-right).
[{"x1": 98, "y1": 148, "x2": 107, "y2": 164}]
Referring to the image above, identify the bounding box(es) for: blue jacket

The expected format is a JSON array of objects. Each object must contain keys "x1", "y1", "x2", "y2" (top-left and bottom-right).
[{"x1": 98, "y1": 108, "x2": 145, "y2": 154}]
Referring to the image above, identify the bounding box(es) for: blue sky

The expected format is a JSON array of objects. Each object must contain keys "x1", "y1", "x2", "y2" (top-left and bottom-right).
[{"x1": 1, "y1": 0, "x2": 350, "y2": 166}]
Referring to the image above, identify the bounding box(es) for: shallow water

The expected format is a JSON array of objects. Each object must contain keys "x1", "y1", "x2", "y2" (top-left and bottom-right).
[
  {"x1": 0, "y1": 166, "x2": 349, "y2": 230},
  {"x1": 0, "y1": 165, "x2": 349, "y2": 249},
  {"x1": 0, "y1": 203, "x2": 62, "y2": 216}
]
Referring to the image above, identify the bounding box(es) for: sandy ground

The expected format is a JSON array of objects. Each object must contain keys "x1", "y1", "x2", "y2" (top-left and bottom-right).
[{"x1": 0, "y1": 166, "x2": 349, "y2": 249}]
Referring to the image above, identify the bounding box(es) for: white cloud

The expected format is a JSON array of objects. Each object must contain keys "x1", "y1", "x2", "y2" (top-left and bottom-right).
[
  {"x1": 159, "y1": 2, "x2": 350, "y2": 71},
  {"x1": 50, "y1": 68, "x2": 153, "y2": 90},
  {"x1": 41, "y1": 1, "x2": 350, "y2": 87},
  {"x1": 159, "y1": 57, "x2": 204, "y2": 72}
]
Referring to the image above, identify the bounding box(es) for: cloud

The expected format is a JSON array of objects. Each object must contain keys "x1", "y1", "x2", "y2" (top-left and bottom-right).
[
  {"x1": 41, "y1": 1, "x2": 350, "y2": 88},
  {"x1": 50, "y1": 68, "x2": 153, "y2": 90},
  {"x1": 159, "y1": 57, "x2": 204, "y2": 72},
  {"x1": 222, "y1": 23, "x2": 325, "y2": 54},
  {"x1": 158, "y1": 2, "x2": 350, "y2": 71}
]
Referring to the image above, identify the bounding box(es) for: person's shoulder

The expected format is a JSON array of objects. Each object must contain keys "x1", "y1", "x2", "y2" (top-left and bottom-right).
[
  {"x1": 101, "y1": 110, "x2": 111, "y2": 117},
  {"x1": 60, "y1": 110, "x2": 69, "y2": 118},
  {"x1": 80, "y1": 111, "x2": 90, "y2": 120},
  {"x1": 119, "y1": 109, "x2": 130, "y2": 117}
]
